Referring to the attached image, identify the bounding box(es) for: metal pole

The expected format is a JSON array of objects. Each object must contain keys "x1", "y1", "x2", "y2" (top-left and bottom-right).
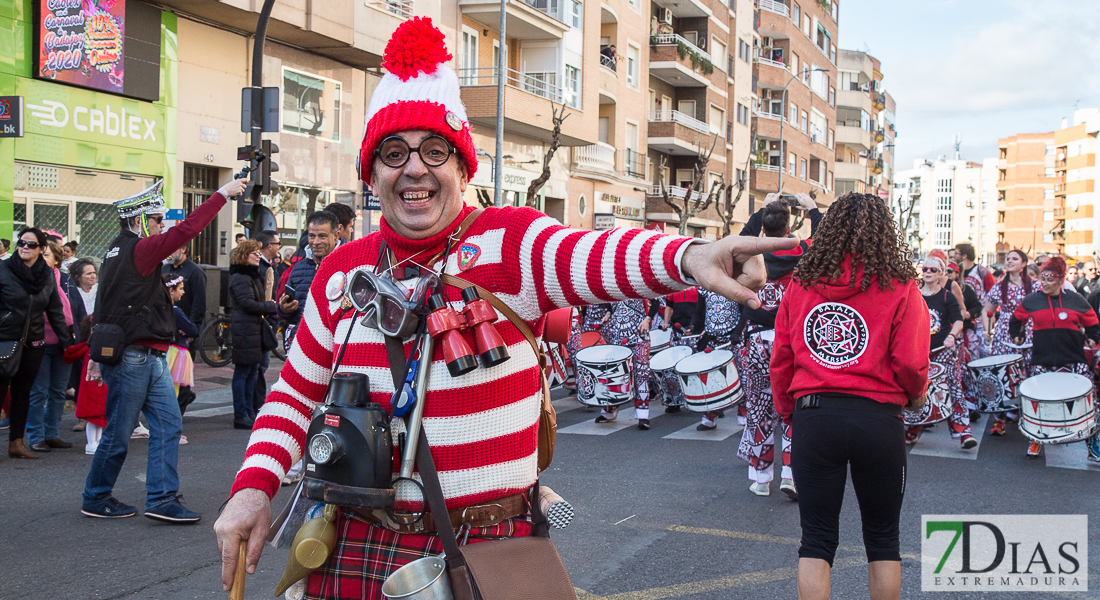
[
  {"x1": 250, "y1": 0, "x2": 278, "y2": 187},
  {"x1": 493, "y1": 0, "x2": 507, "y2": 207},
  {"x1": 399, "y1": 333, "x2": 436, "y2": 478}
]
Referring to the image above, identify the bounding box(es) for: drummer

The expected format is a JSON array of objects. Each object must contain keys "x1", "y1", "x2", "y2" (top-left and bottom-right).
[
  {"x1": 655, "y1": 289, "x2": 699, "y2": 413},
  {"x1": 594, "y1": 299, "x2": 655, "y2": 430},
  {"x1": 689, "y1": 289, "x2": 747, "y2": 432},
  {"x1": 948, "y1": 262, "x2": 989, "y2": 420},
  {"x1": 1009, "y1": 256, "x2": 1100, "y2": 460},
  {"x1": 983, "y1": 249, "x2": 1039, "y2": 436},
  {"x1": 735, "y1": 192, "x2": 818, "y2": 498},
  {"x1": 909, "y1": 256, "x2": 976, "y2": 449},
  {"x1": 567, "y1": 304, "x2": 608, "y2": 382}
]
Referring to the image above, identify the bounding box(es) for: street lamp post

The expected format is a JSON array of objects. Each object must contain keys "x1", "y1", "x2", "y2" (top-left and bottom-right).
[{"x1": 776, "y1": 67, "x2": 827, "y2": 193}]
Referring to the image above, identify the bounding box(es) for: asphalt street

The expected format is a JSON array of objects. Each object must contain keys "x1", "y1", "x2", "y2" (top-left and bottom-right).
[{"x1": 3, "y1": 360, "x2": 1100, "y2": 600}]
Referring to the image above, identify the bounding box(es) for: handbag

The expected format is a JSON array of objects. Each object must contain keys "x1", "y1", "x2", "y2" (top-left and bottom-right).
[
  {"x1": 88, "y1": 322, "x2": 127, "y2": 366},
  {"x1": 261, "y1": 317, "x2": 278, "y2": 353},
  {"x1": 415, "y1": 432, "x2": 577, "y2": 600},
  {"x1": 0, "y1": 310, "x2": 32, "y2": 379}
]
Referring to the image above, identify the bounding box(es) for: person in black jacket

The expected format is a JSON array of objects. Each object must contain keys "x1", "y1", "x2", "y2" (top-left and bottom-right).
[
  {"x1": 162, "y1": 245, "x2": 207, "y2": 335},
  {"x1": 228, "y1": 240, "x2": 278, "y2": 430},
  {"x1": 0, "y1": 227, "x2": 71, "y2": 459}
]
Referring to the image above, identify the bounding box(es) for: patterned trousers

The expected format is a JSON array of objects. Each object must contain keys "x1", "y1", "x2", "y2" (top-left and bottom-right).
[
  {"x1": 737, "y1": 332, "x2": 792, "y2": 483},
  {"x1": 907, "y1": 345, "x2": 972, "y2": 438}
]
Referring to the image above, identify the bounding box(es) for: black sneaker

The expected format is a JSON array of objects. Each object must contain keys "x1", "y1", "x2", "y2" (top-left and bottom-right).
[
  {"x1": 637, "y1": 419, "x2": 650, "y2": 430},
  {"x1": 144, "y1": 495, "x2": 201, "y2": 524},
  {"x1": 664, "y1": 404, "x2": 682, "y2": 413},
  {"x1": 81, "y1": 497, "x2": 137, "y2": 519}
]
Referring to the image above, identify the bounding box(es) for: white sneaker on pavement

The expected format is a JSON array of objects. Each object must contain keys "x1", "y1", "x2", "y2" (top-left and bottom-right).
[
  {"x1": 780, "y1": 478, "x2": 797, "y2": 500},
  {"x1": 131, "y1": 423, "x2": 150, "y2": 439},
  {"x1": 749, "y1": 482, "x2": 770, "y2": 496}
]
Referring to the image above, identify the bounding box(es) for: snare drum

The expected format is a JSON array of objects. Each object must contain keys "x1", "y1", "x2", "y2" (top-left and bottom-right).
[
  {"x1": 574, "y1": 344, "x2": 635, "y2": 407},
  {"x1": 649, "y1": 328, "x2": 672, "y2": 353},
  {"x1": 903, "y1": 347, "x2": 952, "y2": 426},
  {"x1": 674, "y1": 350, "x2": 745, "y2": 413},
  {"x1": 966, "y1": 354, "x2": 1024, "y2": 413},
  {"x1": 1019, "y1": 373, "x2": 1098, "y2": 445},
  {"x1": 650, "y1": 346, "x2": 693, "y2": 405}
]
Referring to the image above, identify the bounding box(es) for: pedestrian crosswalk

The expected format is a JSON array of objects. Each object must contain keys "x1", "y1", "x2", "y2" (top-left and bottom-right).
[
  {"x1": 554, "y1": 394, "x2": 744, "y2": 441},
  {"x1": 908, "y1": 417, "x2": 1100, "y2": 472}
]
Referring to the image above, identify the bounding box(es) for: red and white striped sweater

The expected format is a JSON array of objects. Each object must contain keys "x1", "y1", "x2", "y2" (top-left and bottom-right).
[{"x1": 231, "y1": 205, "x2": 697, "y2": 508}]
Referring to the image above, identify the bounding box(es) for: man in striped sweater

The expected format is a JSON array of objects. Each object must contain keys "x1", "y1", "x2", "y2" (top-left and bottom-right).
[{"x1": 214, "y1": 17, "x2": 796, "y2": 598}]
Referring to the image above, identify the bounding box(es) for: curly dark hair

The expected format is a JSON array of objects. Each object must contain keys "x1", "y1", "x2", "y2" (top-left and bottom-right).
[{"x1": 794, "y1": 192, "x2": 917, "y2": 291}]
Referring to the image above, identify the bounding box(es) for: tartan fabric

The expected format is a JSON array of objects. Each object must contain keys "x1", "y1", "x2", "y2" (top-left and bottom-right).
[{"x1": 305, "y1": 509, "x2": 534, "y2": 600}]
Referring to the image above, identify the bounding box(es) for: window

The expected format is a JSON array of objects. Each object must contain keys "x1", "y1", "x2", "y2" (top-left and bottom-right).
[
  {"x1": 736, "y1": 103, "x2": 749, "y2": 126},
  {"x1": 1046, "y1": 144, "x2": 1055, "y2": 155},
  {"x1": 710, "y1": 104, "x2": 725, "y2": 136},
  {"x1": 564, "y1": 65, "x2": 580, "y2": 108},
  {"x1": 460, "y1": 27, "x2": 478, "y2": 85},
  {"x1": 789, "y1": 101, "x2": 798, "y2": 124},
  {"x1": 282, "y1": 67, "x2": 342, "y2": 140},
  {"x1": 492, "y1": 41, "x2": 501, "y2": 84},
  {"x1": 1044, "y1": 167, "x2": 1055, "y2": 177},
  {"x1": 792, "y1": 3, "x2": 801, "y2": 26},
  {"x1": 828, "y1": 129, "x2": 834, "y2": 149},
  {"x1": 802, "y1": 14, "x2": 811, "y2": 37},
  {"x1": 828, "y1": 87, "x2": 835, "y2": 106},
  {"x1": 791, "y1": 53, "x2": 799, "y2": 77},
  {"x1": 628, "y1": 0, "x2": 639, "y2": 9},
  {"x1": 789, "y1": 152, "x2": 796, "y2": 176},
  {"x1": 568, "y1": 0, "x2": 583, "y2": 27},
  {"x1": 712, "y1": 38, "x2": 727, "y2": 71},
  {"x1": 626, "y1": 45, "x2": 639, "y2": 86},
  {"x1": 810, "y1": 66, "x2": 828, "y2": 99},
  {"x1": 801, "y1": 110, "x2": 808, "y2": 134},
  {"x1": 727, "y1": 120, "x2": 732, "y2": 140},
  {"x1": 809, "y1": 111, "x2": 827, "y2": 144},
  {"x1": 800, "y1": 158, "x2": 807, "y2": 181},
  {"x1": 738, "y1": 39, "x2": 751, "y2": 63}
]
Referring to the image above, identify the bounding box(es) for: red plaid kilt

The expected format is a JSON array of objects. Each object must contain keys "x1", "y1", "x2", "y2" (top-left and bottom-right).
[{"x1": 305, "y1": 508, "x2": 534, "y2": 600}]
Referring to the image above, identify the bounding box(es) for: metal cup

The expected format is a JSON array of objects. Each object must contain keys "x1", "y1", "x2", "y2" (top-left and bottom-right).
[{"x1": 381, "y1": 556, "x2": 453, "y2": 600}]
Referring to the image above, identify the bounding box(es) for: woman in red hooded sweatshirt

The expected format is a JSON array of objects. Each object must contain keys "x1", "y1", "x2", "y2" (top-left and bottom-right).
[{"x1": 771, "y1": 193, "x2": 930, "y2": 600}]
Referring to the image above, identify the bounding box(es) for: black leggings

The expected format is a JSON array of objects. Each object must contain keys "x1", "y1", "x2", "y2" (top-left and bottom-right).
[
  {"x1": 791, "y1": 404, "x2": 906, "y2": 566},
  {"x1": 0, "y1": 344, "x2": 47, "y2": 441}
]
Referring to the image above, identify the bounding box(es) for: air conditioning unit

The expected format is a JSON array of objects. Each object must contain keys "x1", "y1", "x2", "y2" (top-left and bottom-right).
[
  {"x1": 762, "y1": 36, "x2": 773, "y2": 48},
  {"x1": 661, "y1": 8, "x2": 673, "y2": 24}
]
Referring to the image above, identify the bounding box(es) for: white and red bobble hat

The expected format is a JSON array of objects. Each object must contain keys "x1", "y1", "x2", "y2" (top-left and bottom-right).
[{"x1": 360, "y1": 17, "x2": 477, "y2": 184}]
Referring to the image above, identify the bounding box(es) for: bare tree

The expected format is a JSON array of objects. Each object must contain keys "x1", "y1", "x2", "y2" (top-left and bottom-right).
[
  {"x1": 789, "y1": 188, "x2": 815, "y2": 232},
  {"x1": 526, "y1": 101, "x2": 570, "y2": 207},
  {"x1": 655, "y1": 134, "x2": 723, "y2": 236}
]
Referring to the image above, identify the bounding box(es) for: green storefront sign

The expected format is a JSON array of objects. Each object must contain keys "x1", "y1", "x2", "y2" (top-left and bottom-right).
[{"x1": 0, "y1": 2, "x2": 177, "y2": 237}]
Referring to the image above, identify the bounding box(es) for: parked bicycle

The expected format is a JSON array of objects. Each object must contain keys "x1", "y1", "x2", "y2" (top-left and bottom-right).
[{"x1": 199, "y1": 313, "x2": 288, "y2": 367}]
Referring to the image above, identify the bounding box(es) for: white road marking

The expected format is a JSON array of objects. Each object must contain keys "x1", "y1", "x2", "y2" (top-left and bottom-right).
[{"x1": 908, "y1": 418, "x2": 986, "y2": 460}]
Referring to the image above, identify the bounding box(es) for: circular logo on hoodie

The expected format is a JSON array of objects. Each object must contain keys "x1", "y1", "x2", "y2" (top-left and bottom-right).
[{"x1": 804, "y1": 302, "x2": 869, "y2": 367}]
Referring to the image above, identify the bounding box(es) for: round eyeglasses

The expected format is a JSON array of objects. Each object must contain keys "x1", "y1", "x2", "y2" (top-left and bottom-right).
[{"x1": 375, "y1": 135, "x2": 455, "y2": 169}]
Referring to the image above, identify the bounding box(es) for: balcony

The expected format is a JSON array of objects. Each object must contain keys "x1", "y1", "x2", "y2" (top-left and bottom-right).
[
  {"x1": 753, "y1": 55, "x2": 790, "y2": 73},
  {"x1": 750, "y1": 165, "x2": 781, "y2": 192},
  {"x1": 459, "y1": 68, "x2": 596, "y2": 145},
  {"x1": 873, "y1": 92, "x2": 886, "y2": 110},
  {"x1": 649, "y1": 33, "x2": 713, "y2": 87},
  {"x1": 833, "y1": 161, "x2": 866, "y2": 183},
  {"x1": 753, "y1": 112, "x2": 786, "y2": 141},
  {"x1": 620, "y1": 149, "x2": 647, "y2": 179},
  {"x1": 460, "y1": 0, "x2": 569, "y2": 40},
  {"x1": 649, "y1": 110, "x2": 716, "y2": 156},
  {"x1": 600, "y1": 54, "x2": 616, "y2": 71},
  {"x1": 872, "y1": 127, "x2": 885, "y2": 143},
  {"x1": 652, "y1": 0, "x2": 711, "y2": 19},
  {"x1": 869, "y1": 158, "x2": 884, "y2": 174},
  {"x1": 836, "y1": 124, "x2": 872, "y2": 151},
  {"x1": 367, "y1": 0, "x2": 413, "y2": 19},
  {"x1": 836, "y1": 88, "x2": 872, "y2": 114},
  {"x1": 648, "y1": 185, "x2": 706, "y2": 203},
  {"x1": 573, "y1": 142, "x2": 616, "y2": 174},
  {"x1": 757, "y1": 0, "x2": 789, "y2": 17}
]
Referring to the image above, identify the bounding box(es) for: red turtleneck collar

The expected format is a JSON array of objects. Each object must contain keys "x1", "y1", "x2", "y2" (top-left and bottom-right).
[{"x1": 378, "y1": 205, "x2": 477, "y2": 261}]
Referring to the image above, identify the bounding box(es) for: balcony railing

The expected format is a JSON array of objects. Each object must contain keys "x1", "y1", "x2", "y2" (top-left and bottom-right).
[
  {"x1": 600, "y1": 54, "x2": 617, "y2": 71},
  {"x1": 574, "y1": 142, "x2": 616, "y2": 173},
  {"x1": 1055, "y1": 159, "x2": 1067, "y2": 169},
  {"x1": 753, "y1": 56, "x2": 789, "y2": 71},
  {"x1": 808, "y1": 179, "x2": 827, "y2": 192},
  {"x1": 757, "y1": 0, "x2": 789, "y2": 17},
  {"x1": 519, "y1": 0, "x2": 564, "y2": 21},
  {"x1": 650, "y1": 33, "x2": 712, "y2": 63},
  {"x1": 649, "y1": 109, "x2": 710, "y2": 134},
  {"x1": 753, "y1": 110, "x2": 786, "y2": 123},
  {"x1": 650, "y1": 185, "x2": 705, "y2": 202},
  {"x1": 621, "y1": 149, "x2": 646, "y2": 179},
  {"x1": 458, "y1": 67, "x2": 562, "y2": 103},
  {"x1": 367, "y1": 0, "x2": 414, "y2": 19},
  {"x1": 754, "y1": 163, "x2": 781, "y2": 172},
  {"x1": 873, "y1": 91, "x2": 886, "y2": 108}
]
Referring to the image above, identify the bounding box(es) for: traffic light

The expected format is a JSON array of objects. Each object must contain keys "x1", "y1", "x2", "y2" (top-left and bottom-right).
[{"x1": 261, "y1": 139, "x2": 280, "y2": 196}]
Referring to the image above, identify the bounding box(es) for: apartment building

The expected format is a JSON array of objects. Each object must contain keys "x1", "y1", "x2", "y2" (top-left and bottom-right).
[
  {"x1": 834, "y1": 49, "x2": 887, "y2": 198},
  {"x1": 978, "y1": 157, "x2": 999, "y2": 263},
  {"x1": 997, "y1": 132, "x2": 1059, "y2": 259},
  {"x1": 750, "y1": 0, "x2": 839, "y2": 212},
  {"x1": 1053, "y1": 108, "x2": 1099, "y2": 261},
  {"x1": 891, "y1": 158, "x2": 992, "y2": 259}
]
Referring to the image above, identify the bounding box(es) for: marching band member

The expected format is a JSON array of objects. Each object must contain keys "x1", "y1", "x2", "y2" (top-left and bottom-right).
[
  {"x1": 735, "y1": 193, "x2": 818, "y2": 498},
  {"x1": 909, "y1": 256, "x2": 976, "y2": 449},
  {"x1": 689, "y1": 290, "x2": 746, "y2": 431},
  {"x1": 594, "y1": 300, "x2": 655, "y2": 430},
  {"x1": 656, "y1": 288, "x2": 699, "y2": 413},
  {"x1": 948, "y1": 262, "x2": 989, "y2": 419},
  {"x1": 1009, "y1": 256, "x2": 1100, "y2": 460},
  {"x1": 983, "y1": 249, "x2": 1038, "y2": 436}
]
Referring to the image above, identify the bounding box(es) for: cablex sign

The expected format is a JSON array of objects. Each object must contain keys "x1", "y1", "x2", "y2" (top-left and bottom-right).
[{"x1": 26, "y1": 99, "x2": 157, "y2": 141}]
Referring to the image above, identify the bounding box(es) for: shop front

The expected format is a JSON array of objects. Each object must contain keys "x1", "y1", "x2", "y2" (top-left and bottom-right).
[{"x1": 593, "y1": 191, "x2": 645, "y2": 230}]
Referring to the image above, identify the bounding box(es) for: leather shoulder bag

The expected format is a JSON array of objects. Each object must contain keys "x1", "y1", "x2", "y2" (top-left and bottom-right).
[{"x1": 0, "y1": 306, "x2": 32, "y2": 379}]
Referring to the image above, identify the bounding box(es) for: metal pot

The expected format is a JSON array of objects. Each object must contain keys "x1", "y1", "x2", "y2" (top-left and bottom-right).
[{"x1": 381, "y1": 556, "x2": 453, "y2": 600}]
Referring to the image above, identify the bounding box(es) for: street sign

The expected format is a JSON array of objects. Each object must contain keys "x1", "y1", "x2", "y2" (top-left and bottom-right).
[
  {"x1": 165, "y1": 209, "x2": 185, "y2": 220},
  {"x1": 0, "y1": 96, "x2": 25, "y2": 138},
  {"x1": 594, "y1": 213, "x2": 615, "y2": 230},
  {"x1": 240, "y1": 87, "x2": 281, "y2": 132},
  {"x1": 365, "y1": 186, "x2": 381, "y2": 211}
]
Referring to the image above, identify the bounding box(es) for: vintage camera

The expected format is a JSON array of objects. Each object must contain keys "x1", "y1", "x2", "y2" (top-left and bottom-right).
[{"x1": 302, "y1": 372, "x2": 396, "y2": 509}]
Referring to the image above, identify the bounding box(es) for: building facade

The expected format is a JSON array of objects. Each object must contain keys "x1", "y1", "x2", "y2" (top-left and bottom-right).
[
  {"x1": 1053, "y1": 108, "x2": 1099, "y2": 262},
  {"x1": 891, "y1": 158, "x2": 993, "y2": 261},
  {"x1": 997, "y1": 132, "x2": 1059, "y2": 260}
]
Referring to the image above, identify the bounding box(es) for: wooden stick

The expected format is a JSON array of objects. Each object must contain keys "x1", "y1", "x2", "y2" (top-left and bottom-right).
[{"x1": 228, "y1": 540, "x2": 247, "y2": 600}]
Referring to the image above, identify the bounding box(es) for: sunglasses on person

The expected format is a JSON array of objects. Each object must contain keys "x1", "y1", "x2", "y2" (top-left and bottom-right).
[
  {"x1": 348, "y1": 270, "x2": 439, "y2": 338},
  {"x1": 922, "y1": 266, "x2": 940, "y2": 273},
  {"x1": 148, "y1": 215, "x2": 164, "y2": 224},
  {"x1": 375, "y1": 135, "x2": 455, "y2": 169},
  {"x1": 16, "y1": 240, "x2": 41, "y2": 249}
]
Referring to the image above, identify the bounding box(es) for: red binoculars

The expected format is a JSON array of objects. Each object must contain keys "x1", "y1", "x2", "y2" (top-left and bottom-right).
[{"x1": 426, "y1": 287, "x2": 510, "y2": 377}]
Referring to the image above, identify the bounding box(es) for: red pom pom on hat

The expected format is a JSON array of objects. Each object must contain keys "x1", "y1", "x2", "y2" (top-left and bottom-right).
[{"x1": 382, "y1": 17, "x2": 453, "y2": 82}]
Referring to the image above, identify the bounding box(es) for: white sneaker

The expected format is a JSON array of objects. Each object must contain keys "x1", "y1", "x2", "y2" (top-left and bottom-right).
[
  {"x1": 749, "y1": 482, "x2": 770, "y2": 496},
  {"x1": 131, "y1": 423, "x2": 150, "y2": 439},
  {"x1": 780, "y1": 478, "x2": 797, "y2": 500},
  {"x1": 85, "y1": 443, "x2": 98, "y2": 455}
]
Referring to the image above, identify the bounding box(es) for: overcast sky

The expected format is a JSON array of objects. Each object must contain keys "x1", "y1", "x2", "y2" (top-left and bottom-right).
[{"x1": 837, "y1": 0, "x2": 1100, "y2": 169}]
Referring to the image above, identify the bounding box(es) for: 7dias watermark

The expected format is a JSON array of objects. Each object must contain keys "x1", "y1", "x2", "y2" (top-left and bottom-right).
[{"x1": 921, "y1": 515, "x2": 1087, "y2": 592}]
